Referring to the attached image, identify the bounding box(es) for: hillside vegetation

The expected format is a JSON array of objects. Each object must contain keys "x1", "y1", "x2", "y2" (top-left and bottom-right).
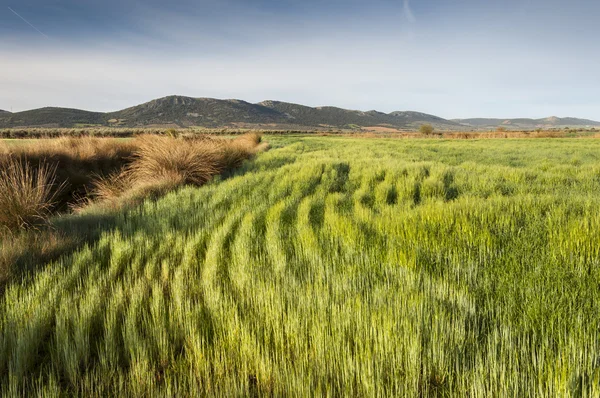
[
  {"x1": 1, "y1": 137, "x2": 599, "y2": 396},
  {"x1": 3, "y1": 97, "x2": 599, "y2": 131},
  {"x1": 0, "y1": 96, "x2": 462, "y2": 130}
]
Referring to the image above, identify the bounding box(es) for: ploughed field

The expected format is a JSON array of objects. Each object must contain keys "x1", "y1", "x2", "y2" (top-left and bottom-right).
[{"x1": 2, "y1": 137, "x2": 600, "y2": 396}]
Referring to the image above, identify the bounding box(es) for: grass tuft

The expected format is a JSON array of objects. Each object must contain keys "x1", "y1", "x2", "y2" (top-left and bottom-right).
[
  {"x1": 0, "y1": 157, "x2": 60, "y2": 233},
  {"x1": 126, "y1": 135, "x2": 222, "y2": 186},
  {"x1": 90, "y1": 134, "x2": 264, "y2": 208}
]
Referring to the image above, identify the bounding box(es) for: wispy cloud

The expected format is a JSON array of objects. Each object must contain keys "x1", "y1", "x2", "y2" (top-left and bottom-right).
[
  {"x1": 403, "y1": 0, "x2": 416, "y2": 23},
  {"x1": 8, "y1": 6, "x2": 49, "y2": 38},
  {"x1": 1, "y1": 0, "x2": 599, "y2": 120}
]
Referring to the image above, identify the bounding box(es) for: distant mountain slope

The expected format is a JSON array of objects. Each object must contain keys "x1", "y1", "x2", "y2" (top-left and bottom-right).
[
  {"x1": 1, "y1": 96, "x2": 598, "y2": 130},
  {"x1": 0, "y1": 110, "x2": 8, "y2": 113},
  {"x1": 455, "y1": 117, "x2": 600, "y2": 129},
  {"x1": 389, "y1": 111, "x2": 458, "y2": 127},
  {"x1": 258, "y1": 101, "x2": 460, "y2": 130},
  {"x1": 258, "y1": 100, "x2": 372, "y2": 127},
  {"x1": 0, "y1": 107, "x2": 104, "y2": 127},
  {"x1": 0, "y1": 96, "x2": 462, "y2": 130},
  {"x1": 108, "y1": 96, "x2": 285, "y2": 127}
]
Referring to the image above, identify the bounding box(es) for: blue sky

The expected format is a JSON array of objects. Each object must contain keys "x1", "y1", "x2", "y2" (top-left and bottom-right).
[{"x1": 1, "y1": 0, "x2": 599, "y2": 119}]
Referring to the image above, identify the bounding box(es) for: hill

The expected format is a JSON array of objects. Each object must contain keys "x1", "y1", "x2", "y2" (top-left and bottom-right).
[
  {"x1": 107, "y1": 96, "x2": 285, "y2": 128},
  {"x1": 0, "y1": 107, "x2": 104, "y2": 128},
  {"x1": 0, "y1": 96, "x2": 462, "y2": 130},
  {"x1": 455, "y1": 116, "x2": 600, "y2": 129},
  {"x1": 1, "y1": 96, "x2": 598, "y2": 130},
  {"x1": 389, "y1": 111, "x2": 458, "y2": 129},
  {"x1": 258, "y1": 101, "x2": 459, "y2": 130}
]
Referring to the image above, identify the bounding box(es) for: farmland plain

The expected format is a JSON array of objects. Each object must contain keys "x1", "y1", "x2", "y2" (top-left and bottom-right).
[{"x1": 1, "y1": 136, "x2": 600, "y2": 396}]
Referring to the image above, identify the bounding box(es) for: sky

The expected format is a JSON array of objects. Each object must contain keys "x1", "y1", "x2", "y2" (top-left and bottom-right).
[{"x1": 0, "y1": 0, "x2": 599, "y2": 119}]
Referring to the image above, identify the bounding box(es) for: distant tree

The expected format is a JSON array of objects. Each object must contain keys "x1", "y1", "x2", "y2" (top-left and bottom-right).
[
  {"x1": 419, "y1": 124, "x2": 434, "y2": 135},
  {"x1": 496, "y1": 126, "x2": 507, "y2": 132}
]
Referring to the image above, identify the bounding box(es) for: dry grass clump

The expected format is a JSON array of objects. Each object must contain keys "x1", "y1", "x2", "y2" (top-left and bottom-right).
[
  {"x1": 0, "y1": 157, "x2": 64, "y2": 288},
  {"x1": 127, "y1": 132, "x2": 265, "y2": 185},
  {"x1": 90, "y1": 133, "x2": 266, "y2": 209},
  {"x1": 0, "y1": 138, "x2": 136, "y2": 212},
  {"x1": 0, "y1": 127, "x2": 174, "y2": 139},
  {"x1": 0, "y1": 157, "x2": 60, "y2": 233},
  {"x1": 0, "y1": 133, "x2": 265, "y2": 218},
  {"x1": 0, "y1": 136, "x2": 135, "y2": 159},
  {"x1": 90, "y1": 168, "x2": 185, "y2": 210},
  {"x1": 128, "y1": 135, "x2": 221, "y2": 186},
  {"x1": 216, "y1": 133, "x2": 269, "y2": 169}
]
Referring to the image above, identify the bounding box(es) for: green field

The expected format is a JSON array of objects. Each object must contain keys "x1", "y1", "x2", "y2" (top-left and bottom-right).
[{"x1": 2, "y1": 137, "x2": 600, "y2": 396}]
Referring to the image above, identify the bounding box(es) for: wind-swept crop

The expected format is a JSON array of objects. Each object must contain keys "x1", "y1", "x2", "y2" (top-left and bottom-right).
[{"x1": 1, "y1": 136, "x2": 600, "y2": 396}]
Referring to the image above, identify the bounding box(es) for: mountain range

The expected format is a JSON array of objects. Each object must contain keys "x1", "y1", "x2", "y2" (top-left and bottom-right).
[
  {"x1": 454, "y1": 117, "x2": 600, "y2": 129},
  {"x1": 0, "y1": 96, "x2": 598, "y2": 131}
]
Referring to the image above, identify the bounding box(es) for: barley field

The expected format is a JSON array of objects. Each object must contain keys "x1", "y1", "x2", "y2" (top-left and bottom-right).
[{"x1": 2, "y1": 136, "x2": 600, "y2": 396}]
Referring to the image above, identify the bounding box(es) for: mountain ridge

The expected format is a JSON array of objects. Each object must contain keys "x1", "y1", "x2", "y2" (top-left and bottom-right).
[
  {"x1": 454, "y1": 117, "x2": 600, "y2": 129},
  {"x1": 0, "y1": 95, "x2": 598, "y2": 130}
]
